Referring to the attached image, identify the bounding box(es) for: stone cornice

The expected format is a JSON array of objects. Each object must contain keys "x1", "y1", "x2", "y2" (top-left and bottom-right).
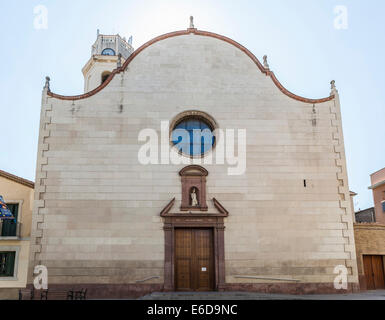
[
  {"x1": 354, "y1": 223, "x2": 385, "y2": 231},
  {"x1": 368, "y1": 179, "x2": 385, "y2": 190}
]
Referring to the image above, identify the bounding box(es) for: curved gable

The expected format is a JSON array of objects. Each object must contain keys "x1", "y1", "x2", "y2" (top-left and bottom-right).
[{"x1": 47, "y1": 28, "x2": 334, "y2": 104}]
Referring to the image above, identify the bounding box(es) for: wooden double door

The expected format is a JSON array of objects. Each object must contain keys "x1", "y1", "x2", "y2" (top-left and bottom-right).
[
  {"x1": 363, "y1": 255, "x2": 385, "y2": 290},
  {"x1": 175, "y1": 228, "x2": 215, "y2": 291}
]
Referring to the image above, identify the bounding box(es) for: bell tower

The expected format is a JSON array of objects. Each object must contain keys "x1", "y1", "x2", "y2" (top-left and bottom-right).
[{"x1": 82, "y1": 30, "x2": 134, "y2": 92}]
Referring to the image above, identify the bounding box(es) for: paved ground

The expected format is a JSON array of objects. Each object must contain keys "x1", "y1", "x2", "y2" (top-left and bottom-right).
[{"x1": 140, "y1": 290, "x2": 385, "y2": 300}]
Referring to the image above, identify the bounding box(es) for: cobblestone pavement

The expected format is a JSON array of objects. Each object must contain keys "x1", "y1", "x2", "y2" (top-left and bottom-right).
[{"x1": 140, "y1": 290, "x2": 385, "y2": 300}]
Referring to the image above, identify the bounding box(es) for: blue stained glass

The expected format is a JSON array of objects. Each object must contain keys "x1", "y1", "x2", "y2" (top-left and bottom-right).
[{"x1": 172, "y1": 119, "x2": 214, "y2": 156}]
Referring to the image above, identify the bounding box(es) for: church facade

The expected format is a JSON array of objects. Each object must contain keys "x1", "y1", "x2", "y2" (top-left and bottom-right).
[{"x1": 30, "y1": 22, "x2": 359, "y2": 298}]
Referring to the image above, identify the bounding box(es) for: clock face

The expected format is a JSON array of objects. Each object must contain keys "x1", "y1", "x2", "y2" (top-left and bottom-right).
[{"x1": 101, "y1": 48, "x2": 115, "y2": 56}]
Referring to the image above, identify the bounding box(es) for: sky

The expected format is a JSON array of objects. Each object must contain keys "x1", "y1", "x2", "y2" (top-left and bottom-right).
[{"x1": 0, "y1": 0, "x2": 384, "y2": 211}]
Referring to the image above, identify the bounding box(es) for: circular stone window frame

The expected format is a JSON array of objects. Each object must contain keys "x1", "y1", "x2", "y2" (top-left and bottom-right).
[{"x1": 169, "y1": 110, "x2": 219, "y2": 159}]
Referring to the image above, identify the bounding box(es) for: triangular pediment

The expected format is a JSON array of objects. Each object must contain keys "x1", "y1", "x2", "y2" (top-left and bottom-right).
[{"x1": 160, "y1": 197, "x2": 229, "y2": 217}]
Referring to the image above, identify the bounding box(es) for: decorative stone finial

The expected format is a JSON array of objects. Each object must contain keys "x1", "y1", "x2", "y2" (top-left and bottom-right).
[
  {"x1": 189, "y1": 16, "x2": 195, "y2": 29},
  {"x1": 263, "y1": 55, "x2": 269, "y2": 69},
  {"x1": 117, "y1": 53, "x2": 122, "y2": 68},
  {"x1": 44, "y1": 76, "x2": 50, "y2": 91},
  {"x1": 330, "y1": 80, "x2": 338, "y2": 94}
]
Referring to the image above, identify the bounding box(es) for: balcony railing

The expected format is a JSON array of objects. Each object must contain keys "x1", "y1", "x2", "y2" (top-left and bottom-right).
[{"x1": 0, "y1": 220, "x2": 21, "y2": 238}]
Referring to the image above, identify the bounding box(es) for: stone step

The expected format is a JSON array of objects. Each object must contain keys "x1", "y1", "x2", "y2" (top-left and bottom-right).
[
  {"x1": 139, "y1": 290, "x2": 385, "y2": 300},
  {"x1": 139, "y1": 292, "x2": 303, "y2": 300}
]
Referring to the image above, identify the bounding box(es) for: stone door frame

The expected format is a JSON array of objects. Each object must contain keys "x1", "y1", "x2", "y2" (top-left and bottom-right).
[{"x1": 160, "y1": 198, "x2": 228, "y2": 292}]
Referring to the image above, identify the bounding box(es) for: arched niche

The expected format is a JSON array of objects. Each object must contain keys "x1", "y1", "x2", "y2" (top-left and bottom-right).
[{"x1": 179, "y1": 165, "x2": 208, "y2": 211}]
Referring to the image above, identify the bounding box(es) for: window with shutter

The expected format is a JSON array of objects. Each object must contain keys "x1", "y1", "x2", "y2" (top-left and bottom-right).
[
  {"x1": 382, "y1": 201, "x2": 385, "y2": 213},
  {"x1": 0, "y1": 252, "x2": 16, "y2": 277},
  {"x1": 1, "y1": 203, "x2": 18, "y2": 237}
]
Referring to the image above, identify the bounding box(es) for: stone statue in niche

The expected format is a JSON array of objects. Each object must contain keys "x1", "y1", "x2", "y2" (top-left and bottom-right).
[
  {"x1": 179, "y1": 165, "x2": 208, "y2": 211},
  {"x1": 191, "y1": 188, "x2": 199, "y2": 207}
]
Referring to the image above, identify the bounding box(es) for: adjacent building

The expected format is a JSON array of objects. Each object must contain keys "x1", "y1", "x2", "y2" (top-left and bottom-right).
[
  {"x1": 0, "y1": 170, "x2": 34, "y2": 299},
  {"x1": 369, "y1": 167, "x2": 385, "y2": 224},
  {"x1": 354, "y1": 167, "x2": 385, "y2": 290}
]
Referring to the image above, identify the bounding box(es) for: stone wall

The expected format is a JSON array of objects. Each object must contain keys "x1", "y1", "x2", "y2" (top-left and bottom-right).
[{"x1": 30, "y1": 31, "x2": 359, "y2": 295}]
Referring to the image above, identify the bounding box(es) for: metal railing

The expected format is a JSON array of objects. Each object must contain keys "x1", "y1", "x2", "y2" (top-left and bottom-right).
[
  {"x1": 0, "y1": 220, "x2": 21, "y2": 238},
  {"x1": 19, "y1": 288, "x2": 88, "y2": 300}
]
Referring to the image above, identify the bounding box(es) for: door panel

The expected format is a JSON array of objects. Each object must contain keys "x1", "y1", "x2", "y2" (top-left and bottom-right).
[
  {"x1": 363, "y1": 255, "x2": 385, "y2": 290},
  {"x1": 175, "y1": 229, "x2": 214, "y2": 291},
  {"x1": 363, "y1": 255, "x2": 375, "y2": 290},
  {"x1": 196, "y1": 259, "x2": 211, "y2": 291},
  {"x1": 175, "y1": 229, "x2": 193, "y2": 291},
  {"x1": 175, "y1": 259, "x2": 191, "y2": 291},
  {"x1": 372, "y1": 256, "x2": 385, "y2": 289},
  {"x1": 194, "y1": 229, "x2": 214, "y2": 291}
]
